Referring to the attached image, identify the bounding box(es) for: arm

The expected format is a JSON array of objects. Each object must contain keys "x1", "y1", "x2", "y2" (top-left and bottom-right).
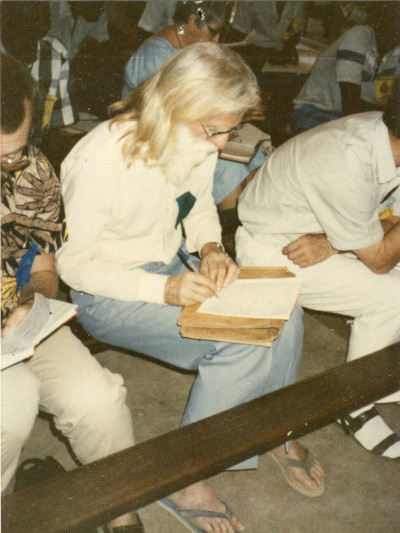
[
  {"x1": 282, "y1": 234, "x2": 338, "y2": 268},
  {"x1": 56, "y1": 144, "x2": 171, "y2": 305},
  {"x1": 2, "y1": 253, "x2": 58, "y2": 338},
  {"x1": 354, "y1": 216, "x2": 400, "y2": 274},
  {"x1": 283, "y1": 216, "x2": 400, "y2": 271},
  {"x1": 163, "y1": 241, "x2": 240, "y2": 307},
  {"x1": 181, "y1": 156, "x2": 240, "y2": 296}
]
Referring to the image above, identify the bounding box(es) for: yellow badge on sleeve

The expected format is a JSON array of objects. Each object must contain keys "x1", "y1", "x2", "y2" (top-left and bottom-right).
[{"x1": 376, "y1": 76, "x2": 394, "y2": 106}]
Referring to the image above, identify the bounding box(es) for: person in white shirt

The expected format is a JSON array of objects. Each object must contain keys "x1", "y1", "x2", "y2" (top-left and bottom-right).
[
  {"x1": 56, "y1": 43, "x2": 324, "y2": 533},
  {"x1": 237, "y1": 84, "x2": 400, "y2": 460}
]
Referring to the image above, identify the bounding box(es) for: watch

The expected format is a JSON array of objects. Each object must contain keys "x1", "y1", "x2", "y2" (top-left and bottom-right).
[{"x1": 200, "y1": 242, "x2": 226, "y2": 257}]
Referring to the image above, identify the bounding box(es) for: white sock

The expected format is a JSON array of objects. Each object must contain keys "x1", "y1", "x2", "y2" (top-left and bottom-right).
[{"x1": 349, "y1": 405, "x2": 400, "y2": 459}]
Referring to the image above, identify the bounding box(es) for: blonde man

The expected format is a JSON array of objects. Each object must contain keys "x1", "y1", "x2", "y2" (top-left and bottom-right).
[{"x1": 56, "y1": 43, "x2": 324, "y2": 533}]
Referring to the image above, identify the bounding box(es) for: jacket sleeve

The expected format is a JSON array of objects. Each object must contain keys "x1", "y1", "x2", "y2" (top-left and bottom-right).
[
  {"x1": 183, "y1": 152, "x2": 222, "y2": 253},
  {"x1": 55, "y1": 147, "x2": 168, "y2": 305}
]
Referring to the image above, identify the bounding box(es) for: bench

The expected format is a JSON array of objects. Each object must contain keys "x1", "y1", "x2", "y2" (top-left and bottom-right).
[{"x1": 2, "y1": 342, "x2": 399, "y2": 533}]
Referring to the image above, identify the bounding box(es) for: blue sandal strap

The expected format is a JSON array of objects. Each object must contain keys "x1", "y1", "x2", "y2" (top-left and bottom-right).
[
  {"x1": 181, "y1": 502, "x2": 232, "y2": 520},
  {"x1": 271, "y1": 451, "x2": 313, "y2": 476}
]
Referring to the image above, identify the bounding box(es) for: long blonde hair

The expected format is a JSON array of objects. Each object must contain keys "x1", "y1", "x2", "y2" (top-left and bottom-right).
[{"x1": 109, "y1": 42, "x2": 261, "y2": 167}]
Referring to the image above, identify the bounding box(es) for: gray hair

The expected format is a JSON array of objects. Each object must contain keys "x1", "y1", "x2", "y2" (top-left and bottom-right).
[{"x1": 110, "y1": 42, "x2": 261, "y2": 167}]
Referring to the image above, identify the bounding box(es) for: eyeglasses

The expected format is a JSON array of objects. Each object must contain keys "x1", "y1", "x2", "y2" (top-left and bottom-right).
[{"x1": 200, "y1": 121, "x2": 244, "y2": 138}]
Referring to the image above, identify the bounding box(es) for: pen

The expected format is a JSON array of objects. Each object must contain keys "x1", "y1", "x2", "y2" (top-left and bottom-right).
[
  {"x1": 177, "y1": 248, "x2": 220, "y2": 298},
  {"x1": 177, "y1": 248, "x2": 199, "y2": 273}
]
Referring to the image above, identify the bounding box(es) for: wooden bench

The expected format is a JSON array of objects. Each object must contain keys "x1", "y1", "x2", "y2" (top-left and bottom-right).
[{"x1": 2, "y1": 342, "x2": 399, "y2": 533}]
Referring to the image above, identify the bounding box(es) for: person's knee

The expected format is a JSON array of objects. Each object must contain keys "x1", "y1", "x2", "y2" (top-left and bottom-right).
[{"x1": 55, "y1": 366, "x2": 129, "y2": 431}]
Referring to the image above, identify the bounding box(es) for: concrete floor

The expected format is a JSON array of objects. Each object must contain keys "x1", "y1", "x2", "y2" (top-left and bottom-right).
[
  {"x1": 11, "y1": 15, "x2": 400, "y2": 532},
  {"x1": 17, "y1": 310, "x2": 400, "y2": 533}
]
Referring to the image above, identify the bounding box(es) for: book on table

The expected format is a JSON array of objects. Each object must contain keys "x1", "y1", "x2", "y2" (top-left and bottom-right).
[
  {"x1": 1, "y1": 293, "x2": 77, "y2": 370},
  {"x1": 219, "y1": 123, "x2": 265, "y2": 164},
  {"x1": 178, "y1": 266, "x2": 301, "y2": 347}
]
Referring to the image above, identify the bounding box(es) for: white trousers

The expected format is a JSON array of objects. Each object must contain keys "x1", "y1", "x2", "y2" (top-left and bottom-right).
[
  {"x1": 1, "y1": 326, "x2": 135, "y2": 492},
  {"x1": 236, "y1": 227, "x2": 400, "y2": 403}
]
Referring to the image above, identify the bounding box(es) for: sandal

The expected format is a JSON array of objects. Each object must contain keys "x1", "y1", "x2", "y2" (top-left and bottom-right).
[
  {"x1": 339, "y1": 406, "x2": 400, "y2": 459},
  {"x1": 14, "y1": 456, "x2": 66, "y2": 492},
  {"x1": 158, "y1": 497, "x2": 234, "y2": 533},
  {"x1": 103, "y1": 515, "x2": 145, "y2": 533},
  {"x1": 268, "y1": 449, "x2": 325, "y2": 497}
]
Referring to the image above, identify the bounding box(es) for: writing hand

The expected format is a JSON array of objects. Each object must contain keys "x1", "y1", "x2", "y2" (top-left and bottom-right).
[
  {"x1": 164, "y1": 272, "x2": 218, "y2": 306},
  {"x1": 1, "y1": 300, "x2": 34, "y2": 338},
  {"x1": 282, "y1": 234, "x2": 337, "y2": 268},
  {"x1": 200, "y1": 244, "x2": 240, "y2": 293}
]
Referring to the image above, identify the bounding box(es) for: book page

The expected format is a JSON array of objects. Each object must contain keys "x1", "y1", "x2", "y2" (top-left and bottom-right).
[
  {"x1": 197, "y1": 278, "x2": 302, "y2": 320},
  {"x1": 36, "y1": 299, "x2": 78, "y2": 343},
  {"x1": 1, "y1": 295, "x2": 77, "y2": 370},
  {"x1": 1, "y1": 294, "x2": 51, "y2": 361}
]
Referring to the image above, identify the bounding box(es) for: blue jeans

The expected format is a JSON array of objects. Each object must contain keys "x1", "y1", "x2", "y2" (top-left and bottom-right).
[
  {"x1": 212, "y1": 148, "x2": 266, "y2": 204},
  {"x1": 71, "y1": 252, "x2": 304, "y2": 467},
  {"x1": 290, "y1": 104, "x2": 342, "y2": 134}
]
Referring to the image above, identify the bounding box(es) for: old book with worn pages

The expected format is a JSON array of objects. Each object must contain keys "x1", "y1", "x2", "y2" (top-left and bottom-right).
[{"x1": 178, "y1": 267, "x2": 301, "y2": 347}]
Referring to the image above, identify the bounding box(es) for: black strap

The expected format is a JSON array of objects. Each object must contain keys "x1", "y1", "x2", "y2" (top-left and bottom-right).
[
  {"x1": 340, "y1": 406, "x2": 379, "y2": 434},
  {"x1": 371, "y1": 433, "x2": 400, "y2": 457},
  {"x1": 109, "y1": 516, "x2": 145, "y2": 533}
]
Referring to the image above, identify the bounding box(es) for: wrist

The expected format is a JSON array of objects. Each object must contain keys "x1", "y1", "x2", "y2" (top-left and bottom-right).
[
  {"x1": 200, "y1": 242, "x2": 225, "y2": 258},
  {"x1": 19, "y1": 295, "x2": 35, "y2": 306},
  {"x1": 18, "y1": 289, "x2": 35, "y2": 306}
]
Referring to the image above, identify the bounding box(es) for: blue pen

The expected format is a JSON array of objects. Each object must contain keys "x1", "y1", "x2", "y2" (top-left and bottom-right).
[
  {"x1": 177, "y1": 248, "x2": 220, "y2": 298},
  {"x1": 177, "y1": 248, "x2": 199, "y2": 273}
]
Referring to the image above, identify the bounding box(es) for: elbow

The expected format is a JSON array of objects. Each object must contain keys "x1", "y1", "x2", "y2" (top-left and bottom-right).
[{"x1": 366, "y1": 261, "x2": 392, "y2": 275}]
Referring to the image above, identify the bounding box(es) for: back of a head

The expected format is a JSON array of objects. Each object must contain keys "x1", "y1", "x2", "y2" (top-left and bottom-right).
[
  {"x1": 1, "y1": 53, "x2": 42, "y2": 133},
  {"x1": 383, "y1": 78, "x2": 400, "y2": 139},
  {"x1": 173, "y1": 1, "x2": 226, "y2": 28},
  {"x1": 1, "y1": 1, "x2": 51, "y2": 65}
]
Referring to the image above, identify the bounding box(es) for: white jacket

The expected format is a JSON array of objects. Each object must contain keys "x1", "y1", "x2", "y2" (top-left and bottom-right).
[{"x1": 56, "y1": 120, "x2": 222, "y2": 304}]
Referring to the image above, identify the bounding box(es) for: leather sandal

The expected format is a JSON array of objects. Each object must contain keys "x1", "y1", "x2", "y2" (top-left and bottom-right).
[
  {"x1": 103, "y1": 515, "x2": 145, "y2": 533},
  {"x1": 339, "y1": 406, "x2": 400, "y2": 459},
  {"x1": 340, "y1": 406, "x2": 380, "y2": 434}
]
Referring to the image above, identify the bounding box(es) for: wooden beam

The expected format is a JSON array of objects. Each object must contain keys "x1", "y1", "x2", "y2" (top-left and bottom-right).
[{"x1": 2, "y1": 343, "x2": 399, "y2": 533}]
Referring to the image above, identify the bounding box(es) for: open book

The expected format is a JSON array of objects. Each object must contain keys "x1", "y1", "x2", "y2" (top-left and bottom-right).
[
  {"x1": 219, "y1": 123, "x2": 265, "y2": 164},
  {"x1": 178, "y1": 267, "x2": 301, "y2": 347},
  {"x1": 1, "y1": 294, "x2": 77, "y2": 370}
]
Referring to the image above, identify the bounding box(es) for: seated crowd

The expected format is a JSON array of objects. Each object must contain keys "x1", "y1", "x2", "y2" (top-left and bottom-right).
[{"x1": 1, "y1": 3, "x2": 400, "y2": 533}]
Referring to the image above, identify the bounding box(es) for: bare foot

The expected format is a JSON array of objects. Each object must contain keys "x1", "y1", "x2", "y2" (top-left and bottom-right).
[
  {"x1": 272, "y1": 440, "x2": 324, "y2": 492},
  {"x1": 167, "y1": 480, "x2": 245, "y2": 533}
]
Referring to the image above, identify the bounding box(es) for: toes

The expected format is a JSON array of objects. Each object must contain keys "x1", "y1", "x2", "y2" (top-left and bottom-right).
[
  {"x1": 201, "y1": 517, "x2": 233, "y2": 533},
  {"x1": 195, "y1": 513, "x2": 242, "y2": 533}
]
